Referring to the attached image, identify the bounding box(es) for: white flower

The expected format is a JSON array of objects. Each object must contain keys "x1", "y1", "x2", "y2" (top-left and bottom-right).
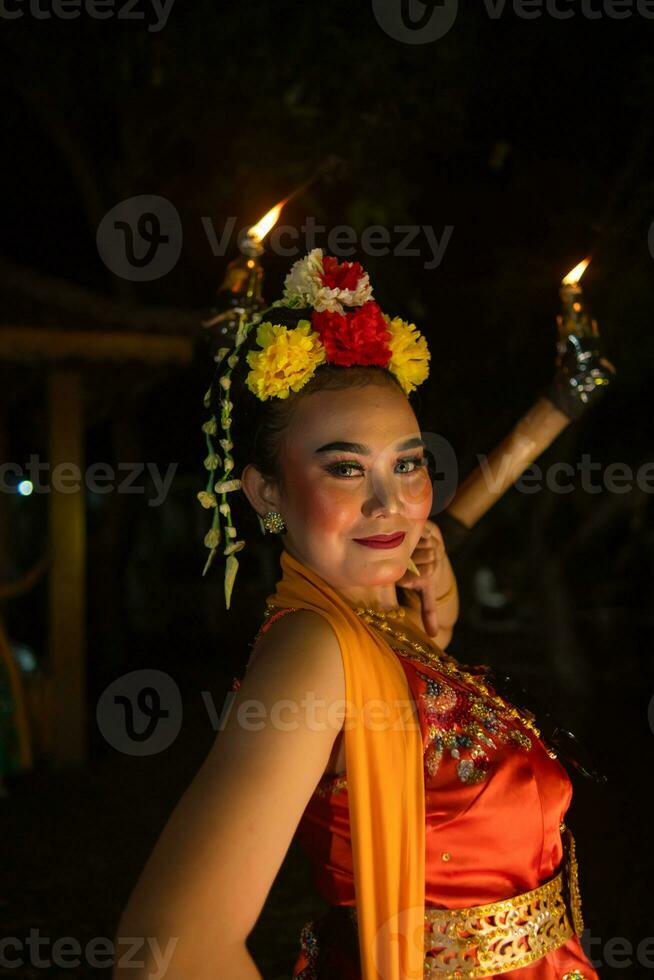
[
  {"x1": 281, "y1": 248, "x2": 374, "y2": 314},
  {"x1": 282, "y1": 248, "x2": 325, "y2": 307},
  {"x1": 214, "y1": 478, "x2": 241, "y2": 493}
]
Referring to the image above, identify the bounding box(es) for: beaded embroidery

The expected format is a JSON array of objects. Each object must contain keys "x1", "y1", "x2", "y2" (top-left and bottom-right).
[
  {"x1": 415, "y1": 667, "x2": 533, "y2": 785},
  {"x1": 294, "y1": 920, "x2": 319, "y2": 980},
  {"x1": 248, "y1": 603, "x2": 549, "y2": 795}
]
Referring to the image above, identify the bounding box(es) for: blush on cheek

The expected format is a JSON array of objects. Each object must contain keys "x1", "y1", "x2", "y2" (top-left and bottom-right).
[
  {"x1": 288, "y1": 474, "x2": 355, "y2": 534},
  {"x1": 400, "y1": 470, "x2": 433, "y2": 520}
]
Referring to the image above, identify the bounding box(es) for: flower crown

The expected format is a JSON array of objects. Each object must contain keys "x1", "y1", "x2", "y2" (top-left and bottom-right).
[{"x1": 197, "y1": 248, "x2": 431, "y2": 608}]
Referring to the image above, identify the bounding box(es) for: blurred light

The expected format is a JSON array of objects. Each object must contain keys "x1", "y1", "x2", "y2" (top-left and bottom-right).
[
  {"x1": 17, "y1": 480, "x2": 33, "y2": 496},
  {"x1": 11, "y1": 642, "x2": 38, "y2": 673},
  {"x1": 473, "y1": 567, "x2": 509, "y2": 609}
]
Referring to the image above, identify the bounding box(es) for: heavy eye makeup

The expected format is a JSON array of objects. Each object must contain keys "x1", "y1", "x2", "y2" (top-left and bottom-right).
[{"x1": 324, "y1": 455, "x2": 428, "y2": 479}]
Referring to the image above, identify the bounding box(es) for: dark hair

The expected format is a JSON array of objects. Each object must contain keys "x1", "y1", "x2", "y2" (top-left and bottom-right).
[{"x1": 210, "y1": 306, "x2": 420, "y2": 534}]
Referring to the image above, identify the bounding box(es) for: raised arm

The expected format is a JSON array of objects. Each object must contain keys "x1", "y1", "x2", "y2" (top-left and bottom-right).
[{"x1": 113, "y1": 610, "x2": 345, "y2": 980}]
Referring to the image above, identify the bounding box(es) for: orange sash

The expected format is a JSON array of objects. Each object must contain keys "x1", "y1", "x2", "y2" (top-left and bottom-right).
[{"x1": 266, "y1": 548, "x2": 426, "y2": 980}]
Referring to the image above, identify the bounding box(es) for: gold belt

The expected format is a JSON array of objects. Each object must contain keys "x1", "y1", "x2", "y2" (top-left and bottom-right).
[{"x1": 348, "y1": 826, "x2": 585, "y2": 979}]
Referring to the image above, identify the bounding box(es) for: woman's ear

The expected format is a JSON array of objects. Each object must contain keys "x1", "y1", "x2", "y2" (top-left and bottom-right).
[{"x1": 240, "y1": 463, "x2": 281, "y2": 518}]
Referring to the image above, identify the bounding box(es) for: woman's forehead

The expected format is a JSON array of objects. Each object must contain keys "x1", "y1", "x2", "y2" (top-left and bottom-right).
[{"x1": 286, "y1": 387, "x2": 420, "y2": 449}]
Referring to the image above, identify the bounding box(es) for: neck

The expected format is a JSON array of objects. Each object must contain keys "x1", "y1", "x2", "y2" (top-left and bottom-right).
[
  {"x1": 281, "y1": 545, "x2": 403, "y2": 612},
  {"x1": 335, "y1": 583, "x2": 402, "y2": 612}
]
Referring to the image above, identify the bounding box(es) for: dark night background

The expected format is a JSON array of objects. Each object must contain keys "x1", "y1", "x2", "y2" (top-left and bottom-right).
[{"x1": 1, "y1": 2, "x2": 653, "y2": 977}]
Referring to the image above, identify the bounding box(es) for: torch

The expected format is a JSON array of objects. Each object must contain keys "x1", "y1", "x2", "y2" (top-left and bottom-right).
[
  {"x1": 547, "y1": 257, "x2": 615, "y2": 420},
  {"x1": 442, "y1": 257, "x2": 616, "y2": 546},
  {"x1": 201, "y1": 200, "x2": 285, "y2": 359}
]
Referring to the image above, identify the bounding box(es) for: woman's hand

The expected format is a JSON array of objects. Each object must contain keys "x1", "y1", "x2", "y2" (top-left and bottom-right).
[{"x1": 396, "y1": 518, "x2": 449, "y2": 638}]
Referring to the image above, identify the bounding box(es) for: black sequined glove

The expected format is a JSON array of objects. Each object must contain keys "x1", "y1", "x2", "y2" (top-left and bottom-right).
[{"x1": 543, "y1": 331, "x2": 616, "y2": 421}]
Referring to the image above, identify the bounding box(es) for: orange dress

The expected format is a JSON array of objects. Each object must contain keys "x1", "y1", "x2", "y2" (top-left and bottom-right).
[{"x1": 242, "y1": 607, "x2": 598, "y2": 980}]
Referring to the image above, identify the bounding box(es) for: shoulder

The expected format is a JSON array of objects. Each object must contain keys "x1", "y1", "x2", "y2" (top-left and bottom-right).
[{"x1": 247, "y1": 606, "x2": 343, "y2": 688}]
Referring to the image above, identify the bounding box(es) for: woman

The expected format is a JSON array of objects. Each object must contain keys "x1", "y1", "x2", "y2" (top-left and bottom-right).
[{"x1": 114, "y1": 250, "x2": 597, "y2": 980}]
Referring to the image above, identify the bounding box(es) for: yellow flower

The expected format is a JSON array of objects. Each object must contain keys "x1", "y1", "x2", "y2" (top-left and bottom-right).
[
  {"x1": 384, "y1": 315, "x2": 431, "y2": 395},
  {"x1": 197, "y1": 491, "x2": 217, "y2": 509},
  {"x1": 245, "y1": 320, "x2": 326, "y2": 401}
]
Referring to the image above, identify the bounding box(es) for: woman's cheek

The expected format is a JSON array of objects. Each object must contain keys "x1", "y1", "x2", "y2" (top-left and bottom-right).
[
  {"x1": 294, "y1": 481, "x2": 355, "y2": 534},
  {"x1": 400, "y1": 469, "x2": 433, "y2": 520}
]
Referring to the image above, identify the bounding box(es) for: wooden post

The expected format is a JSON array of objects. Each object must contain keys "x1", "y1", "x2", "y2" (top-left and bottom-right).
[{"x1": 48, "y1": 368, "x2": 87, "y2": 767}]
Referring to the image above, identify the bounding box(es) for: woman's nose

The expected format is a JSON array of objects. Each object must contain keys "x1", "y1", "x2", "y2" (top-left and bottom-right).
[{"x1": 364, "y1": 474, "x2": 402, "y2": 516}]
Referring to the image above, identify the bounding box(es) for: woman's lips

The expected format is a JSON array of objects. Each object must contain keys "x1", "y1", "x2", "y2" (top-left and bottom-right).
[{"x1": 352, "y1": 532, "x2": 406, "y2": 549}]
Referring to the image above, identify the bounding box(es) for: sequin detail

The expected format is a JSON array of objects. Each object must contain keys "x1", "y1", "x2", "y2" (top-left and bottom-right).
[
  {"x1": 253, "y1": 604, "x2": 540, "y2": 793},
  {"x1": 294, "y1": 920, "x2": 319, "y2": 979},
  {"x1": 417, "y1": 668, "x2": 533, "y2": 785},
  {"x1": 314, "y1": 773, "x2": 348, "y2": 798}
]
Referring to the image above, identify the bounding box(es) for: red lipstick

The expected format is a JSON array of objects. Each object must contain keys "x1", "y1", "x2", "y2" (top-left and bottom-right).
[{"x1": 353, "y1": 532, "x2": 406, "y2": 549}]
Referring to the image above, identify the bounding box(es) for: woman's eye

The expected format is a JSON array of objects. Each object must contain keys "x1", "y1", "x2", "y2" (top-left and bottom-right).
[
  {"x1": 397, "y1": 456, "x2": 427, "y2": 474},
  {"x1": 326, "y1": 456, "x2": 427, "y2": 479},
  {"x1": 326, "y1": 461, "x2": 363, "y2": 478}
]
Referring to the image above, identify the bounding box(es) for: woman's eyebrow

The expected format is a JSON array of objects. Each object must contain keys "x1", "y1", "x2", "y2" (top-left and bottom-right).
[{"x1": 313, "y1": 437, "x2": 426, "y2": 455}]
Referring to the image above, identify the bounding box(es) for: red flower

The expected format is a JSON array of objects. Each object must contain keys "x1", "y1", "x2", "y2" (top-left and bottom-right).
[
  {"x1": 320, "y1": 255, "x2": 366, "y2": 292},
  {"x1": 312, "y1": 301, "x2": 392, "y2": 367}
]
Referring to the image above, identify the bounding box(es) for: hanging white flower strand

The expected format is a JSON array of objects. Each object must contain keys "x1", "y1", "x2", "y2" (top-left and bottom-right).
[{"x1": 197, "y1": 314, "x2": 264, "y2": 608}]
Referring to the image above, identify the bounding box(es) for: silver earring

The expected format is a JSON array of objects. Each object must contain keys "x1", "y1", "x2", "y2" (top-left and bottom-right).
[{"x1": 261, "y1": 510, "x2": 286, "y2": 534}]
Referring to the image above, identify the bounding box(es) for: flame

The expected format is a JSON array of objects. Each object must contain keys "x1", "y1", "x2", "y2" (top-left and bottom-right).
[
  {"x1": 561, "y1": 257, "x2": 591, "y2": 286},
  {"x1": 248, "y1": 200, "x2": 286, "y2": 243}
]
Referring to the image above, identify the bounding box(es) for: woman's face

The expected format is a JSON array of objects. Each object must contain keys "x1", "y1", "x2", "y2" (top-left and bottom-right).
[{"x1": 275, "y1": 382, "x2": 433, "y2": 595}]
